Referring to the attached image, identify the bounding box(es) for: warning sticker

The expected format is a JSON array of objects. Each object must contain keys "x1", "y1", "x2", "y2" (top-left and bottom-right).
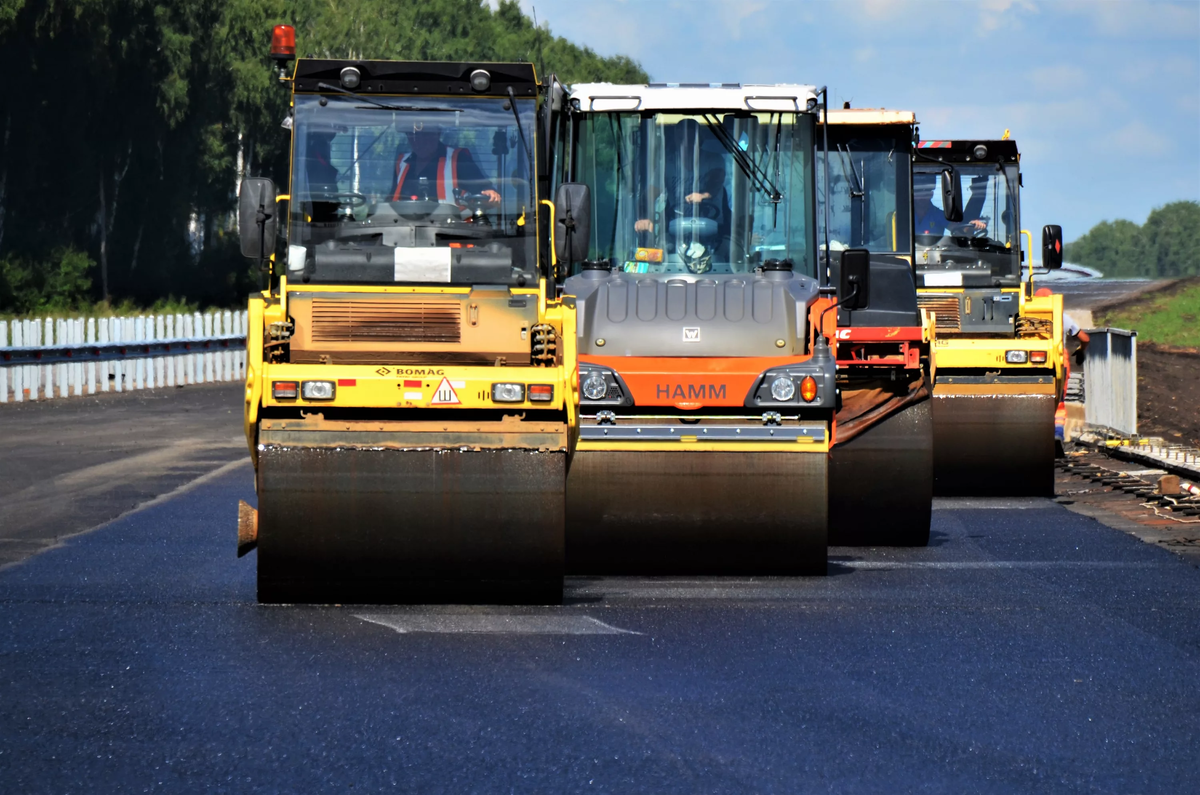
[{"x1": 431, "y1": 377, "x2": 461, "y2": 405}]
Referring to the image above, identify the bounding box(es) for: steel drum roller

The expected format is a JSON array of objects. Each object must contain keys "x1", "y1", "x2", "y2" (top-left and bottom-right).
[
  {"x1": 256, "y1": 443, "x2": 565, "y2": 604},
  {"x1": 932, "y1": 388, "x2": 1056, "y2": 496},
  {"x1": 566, "y1": 451, "x2": 827, "y2": 575},
  {"x1": 830, "y1": 399, "x2": 933, "y2": 546}
]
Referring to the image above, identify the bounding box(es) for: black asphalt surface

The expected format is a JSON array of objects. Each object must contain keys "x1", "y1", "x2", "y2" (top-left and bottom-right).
[
  {"x1": 0, "y1": 383, "x2": 244, "y2": 567},
  {"x1": 2, "y1": 466, "x2": 1199, "y2": 793},
  {"x1": 1051, "y1": 279, "x2": 1167, "y2": 311}
]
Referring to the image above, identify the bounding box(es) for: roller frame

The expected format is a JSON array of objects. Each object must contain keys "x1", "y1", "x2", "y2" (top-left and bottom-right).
[{"x1": 566, "y1": 449, "x2": 828, "y2": 575}]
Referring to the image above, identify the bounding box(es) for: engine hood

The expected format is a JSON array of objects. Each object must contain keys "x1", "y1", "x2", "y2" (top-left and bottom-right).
[{"x1": 564, "y1": 268, "x2": 819, "y2": 358}]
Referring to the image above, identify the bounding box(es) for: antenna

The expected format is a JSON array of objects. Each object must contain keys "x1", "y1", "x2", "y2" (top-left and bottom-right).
[{"x1": 532, "y1": 6, "x2": 547, "y2": 82}]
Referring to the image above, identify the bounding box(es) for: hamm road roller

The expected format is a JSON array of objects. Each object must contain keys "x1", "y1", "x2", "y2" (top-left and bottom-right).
[
  {"x1": 912, "y1": 137, "x2": 1064, "y2": 495},
  {"x1": 236, "y1": 26, "x2": 578, "y2": 603},
  {"x1": 819, "y1": 108, "x2": 935, "y2": 546},
  {"x1": 557, "y1": 83, "x2": 836, "y2": 574}
]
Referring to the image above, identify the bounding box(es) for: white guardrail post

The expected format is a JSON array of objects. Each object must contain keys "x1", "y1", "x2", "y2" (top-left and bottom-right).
[
  {"x1": 0, "y1": 310, "x2": 248, "y2": 402},
  {"x1": 1083, "y1": 328, "x2": 1138, "y2": 436}
]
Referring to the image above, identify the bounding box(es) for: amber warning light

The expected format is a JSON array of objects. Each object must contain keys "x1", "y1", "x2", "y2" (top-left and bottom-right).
[{"x1": 270, "y1": 25, "x2": 296, "y2": 62}]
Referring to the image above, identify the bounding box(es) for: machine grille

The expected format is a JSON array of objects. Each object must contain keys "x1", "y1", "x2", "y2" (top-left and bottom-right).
[
  {"x1": 917, "y1": 294, "x2": 961, "y2": 331},
  {"x1": 310, "y1": 300, "x2": 462, "y2": 343}
]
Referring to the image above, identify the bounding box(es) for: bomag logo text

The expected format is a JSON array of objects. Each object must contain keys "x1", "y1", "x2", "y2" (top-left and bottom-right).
[
  {"x1": 656, "y1": 383, "x2": 727, "y2": 400},
  {"x1": 394, "y1": 368, "x2": 445, "y2": 376}
]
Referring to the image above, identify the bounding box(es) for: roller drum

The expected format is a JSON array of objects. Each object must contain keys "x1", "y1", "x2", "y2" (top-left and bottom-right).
[
  {"x1": 830, "y1": 399, "x2": 932, "y2": 546},
  {"x1": 566, "y1": 451, "x2": 827, "y2": 575},
  {"x1": 933, "y1": 391, "x2": 1056, "y2": 496},
  {"x1": 257, "y1": 445, "x2": 565, "y2": 604}
]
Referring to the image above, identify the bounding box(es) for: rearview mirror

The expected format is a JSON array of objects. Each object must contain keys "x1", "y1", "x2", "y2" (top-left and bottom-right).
[
  {"x1": 554, "y1": 182, "x2": 591, "y2": 268},
  {"x1": 839, "y1": 248, "x2": 871, "y2": 310},
  {"x1": 941, "y1": 167, "x2": 963, "y2": 223},
  {"x1": 239, "y1": 178, "x2": 278, "y2": 260},
  {"x1": 1042, "y1": 224, "x2": 1063, "y2": 270}
]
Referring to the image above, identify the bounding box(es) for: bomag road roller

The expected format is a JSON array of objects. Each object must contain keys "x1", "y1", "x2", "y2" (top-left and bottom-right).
[
  {"x1": 819, "y1": 108, "x2": 936, "y2": 546},
  {"x1": 912, "y1": 137, "x2": 1065, "y2": 495},
  {"x1": 556, "y1": 83, "x2": 837, "y2": 574},
  {"x1": 235, "y1": 25, "x2": 578, "y2": 603}
]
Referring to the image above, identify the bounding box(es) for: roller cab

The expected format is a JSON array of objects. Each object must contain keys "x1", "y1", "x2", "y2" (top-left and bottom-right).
[
  {"x1": 238, "y1": 37, "x2": 575, "y2": 603},
  {"x1": 913, "y1": 138, "x2": 1064, "y2": 495},
  {"x1": 558, "y1": 84, "x2": 834, "y2": 574},
  {"x1": 819, "y1": 110, "x2": 935, "y2": 546}
]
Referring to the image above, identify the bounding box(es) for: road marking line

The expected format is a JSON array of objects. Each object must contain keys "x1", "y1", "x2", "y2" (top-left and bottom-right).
[{"x1": 355, "y1": 612, "x2": 640, "y2": 635}]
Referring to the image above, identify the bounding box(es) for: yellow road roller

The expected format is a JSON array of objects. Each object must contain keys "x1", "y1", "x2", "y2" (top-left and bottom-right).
[
  {"x1": 557, "y1": 83, "x2": 837, "y2": 574},
  {"x1": 912, "y1": 137, "x2": 1064, "y2": 495},
  {"x1": 236, "y1": 26, "x2": 578, "y2": 603}
]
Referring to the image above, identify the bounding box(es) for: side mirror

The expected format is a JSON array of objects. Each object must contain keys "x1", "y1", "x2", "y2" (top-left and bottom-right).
[
  {"x1": 940, "y1": 167, "x2": 963, "y2": 223},
  {"x1": 839, "y1": 248, "x2": 871, "y2": 310},
  {"x1": 554, "y1": 182, "x2": 591, "y2": 268},
  {"x1": 238, "y1": 177, "x2": 278, "y2": 259},
  {"x1": 1042, "y1": 224, "x2": 1063, "y2": 270}
]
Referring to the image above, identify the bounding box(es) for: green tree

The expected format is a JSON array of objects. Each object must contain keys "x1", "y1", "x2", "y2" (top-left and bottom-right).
[{"x1": 1065, "y1": 201, "x2": 1199, "y2": 278}]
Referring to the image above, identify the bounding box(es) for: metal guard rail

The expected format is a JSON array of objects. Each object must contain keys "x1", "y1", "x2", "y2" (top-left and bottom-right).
[{"x1": 1, "y1": 334, "x2": 244, "y2": 366}]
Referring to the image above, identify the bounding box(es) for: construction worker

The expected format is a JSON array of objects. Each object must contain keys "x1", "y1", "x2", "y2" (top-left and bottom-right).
[
  {"x1": 1035, "y1": 288, "x2": 1090, "y2": 364},
  {"x1": 392, "y1": 121, "x2": 500, "y2": 205},
  {"x1": 914, "y1": 173, "x2": 986, "y2": 236}
]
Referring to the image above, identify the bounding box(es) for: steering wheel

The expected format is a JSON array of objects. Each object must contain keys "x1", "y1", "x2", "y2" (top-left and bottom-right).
[
  {"x1": 950, "y1": 218, "x2": 990, "y2": 238},
  {"x1": 309, "y1": 191, "x2": 368, "y2": 207}
]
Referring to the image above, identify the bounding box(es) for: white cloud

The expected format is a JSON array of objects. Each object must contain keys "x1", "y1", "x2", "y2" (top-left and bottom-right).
[
  {"x1": 1101, "y1": 120, "x2": 1174, "y2": 157},
  {"x1": 1061, "y1": 0, "x2": 1200, "y2": 39},
  {"x1": 980, "y1": 0, "x2": 1038, "y2": 32}
]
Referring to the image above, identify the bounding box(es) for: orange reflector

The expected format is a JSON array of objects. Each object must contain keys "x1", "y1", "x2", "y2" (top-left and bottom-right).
[
  {"x1": 337, "y1": 379, "x2": 356, "y2": 387},
  {"x1": 799, "y1": 376, "x2": 818, "y2": 402},
  {"x1": 270, "y1": 25, "x2": 296, "y2": 61},
  {"x1": 528, "y1": 384, "x2": 554, "y2": 402},
  {"x1": 1030, "y1": 350, "x2": 1048, "y2": 364},
  {"x1": 272, "y1": 380, "x2": 298, "y2": 399}
]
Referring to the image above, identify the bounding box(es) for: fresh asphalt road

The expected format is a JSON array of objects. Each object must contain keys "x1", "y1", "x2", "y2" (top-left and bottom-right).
[{"x1": 2, "y1": 466, "x2": 1198, "y2": 793}]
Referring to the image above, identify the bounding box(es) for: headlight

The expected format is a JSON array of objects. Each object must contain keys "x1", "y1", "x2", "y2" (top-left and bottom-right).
[
  {"x1": 1005, "y1": 350, "x2": 1029, "y2": 364},
  {"x1": 301, "y1": 380, "x2": 335, "y2": 400},
  {"x1": 770, "y1": 376, "x2": 796, "y2": 401},
  {"x1": 491, "y1": 382, "x2": 525, "y2": 403},
  {"x1": 272, "y1": 381, "x2": 298, "y2": 400},
  {"x1": 799, "y1": 376, "x2": 818, "y2": 402},
  {"x1": 581, "y1": 371, "x2": 608, "y2": 400}
]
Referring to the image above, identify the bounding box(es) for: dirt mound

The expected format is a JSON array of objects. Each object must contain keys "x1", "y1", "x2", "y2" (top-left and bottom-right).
[{"x1": 1136, "y1": 344, "x2": 1200, "y2": 448}]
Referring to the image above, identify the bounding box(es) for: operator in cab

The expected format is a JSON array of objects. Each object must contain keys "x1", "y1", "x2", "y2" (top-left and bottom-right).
[
  {"x1": 634, "y1": 119, "x2": 731, "y2": 270},
  {"x1": 914, "y1": 173, "x2": 986, "y2": 236},
  {"x1": 392, "y1": 121, "x2": 500, "y2": 205}
]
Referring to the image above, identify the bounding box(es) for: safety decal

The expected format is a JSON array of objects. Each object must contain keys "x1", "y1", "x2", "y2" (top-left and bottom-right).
[{"x1": 431, "y1": 377, "x2": 461, "y2": 405}]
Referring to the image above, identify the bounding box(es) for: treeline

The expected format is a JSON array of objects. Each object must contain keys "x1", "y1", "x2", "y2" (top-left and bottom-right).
[
  {"x1": 0, "y1": 0, "x2": 646, "y2": 315},
  {"x1": 1065, "y1": 201, "x2": 1200, "y2": 278}
]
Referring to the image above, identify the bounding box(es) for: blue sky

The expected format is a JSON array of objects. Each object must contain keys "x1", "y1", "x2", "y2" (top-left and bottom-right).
[{"x1": 519, "y1": 0, "x2": 1200, "y2": 243}]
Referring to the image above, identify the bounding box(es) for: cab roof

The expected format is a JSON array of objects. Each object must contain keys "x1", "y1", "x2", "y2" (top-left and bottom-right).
[
  {"x1": 292, "y1": 60, "x2": 539, "y2": 98},
  {"x1": 916, "y1": 139, "x2": 1020, "y2": 163},
  {"x1": 569, "y1": 82, "x2": 819, "y2": 113},
  {"x1": 824, "y1": 108, "x2": 915, "y2": 125}
]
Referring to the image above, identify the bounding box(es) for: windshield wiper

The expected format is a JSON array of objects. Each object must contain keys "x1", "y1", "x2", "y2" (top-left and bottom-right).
[
  {"x1": 315, "y1": 82, "x2": 458, "y2": 112},
  {"x1": 506, "y1": 86, "x2": 533, "y2": 165},
  {"x1": 702, "y1": 115, "x2": 783, "y2": 203}
]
